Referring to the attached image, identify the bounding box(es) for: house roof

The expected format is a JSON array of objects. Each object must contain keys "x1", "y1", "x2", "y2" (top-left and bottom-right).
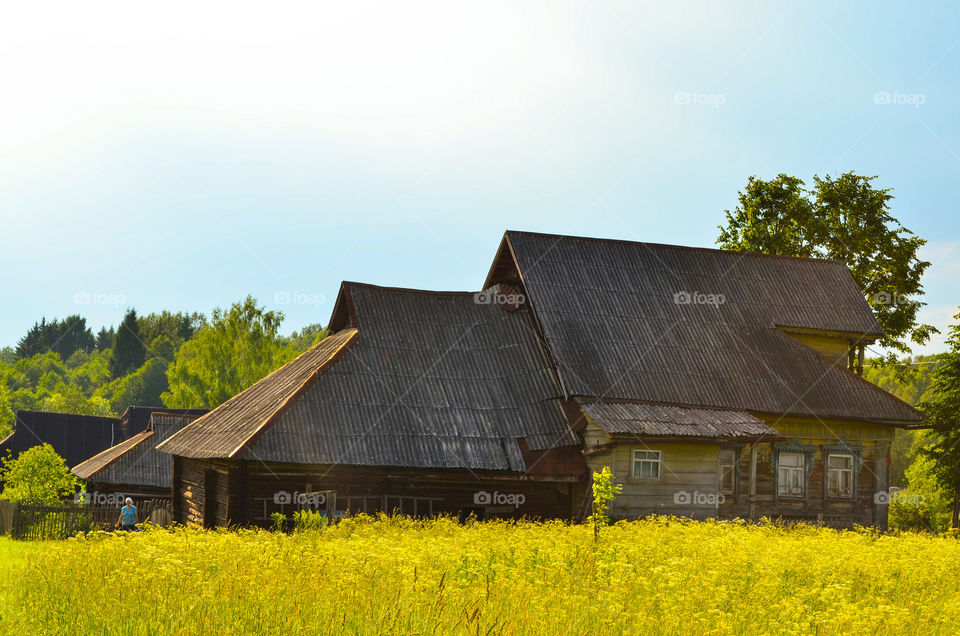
[
  {"x1": 73, "y1": 413, "x2": 201, "y2": 487},
  {"x1": 0, "y1": 411, "x2": 122, "y2": 469},
  {"x1": 578, "y1": 400, "x2": 776, "y2": 440},
  {"x1": 159, "y1": 283, "x2": 580, "y2": 474},
  {"x1": 486, "y1": 230, "x2": 922, "y2": 424},
  {"x1": 119, "y1": 406, "x2": 210, "y2": 438}
]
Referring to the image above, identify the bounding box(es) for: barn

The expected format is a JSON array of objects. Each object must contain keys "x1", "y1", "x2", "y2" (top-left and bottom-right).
[
  {"x1": 72, "y1": 411, "x2": 207, "y2": 501},
  {"x1": 158, "y1": 230, "x2": 923, "y2": 529}
]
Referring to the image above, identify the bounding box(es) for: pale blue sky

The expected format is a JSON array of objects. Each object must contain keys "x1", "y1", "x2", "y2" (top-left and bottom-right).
[{"x1": 1, "y1": 1, "x2": 957, "y2": 354}]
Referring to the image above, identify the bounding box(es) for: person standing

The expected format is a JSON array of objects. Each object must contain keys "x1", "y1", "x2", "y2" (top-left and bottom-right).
[{"x1": 117, "y1": 497, "x2": 138, "y2": 531}]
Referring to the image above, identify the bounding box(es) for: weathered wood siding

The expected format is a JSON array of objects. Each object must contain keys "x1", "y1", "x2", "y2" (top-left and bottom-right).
[
  {"x1": 586, "y1": 442, "x2": 725, "y2": 520},
  {"x1": 583, "y1": 417, "x2": 897, "y2": 528},
  {"x1": 171, "y1": 459, "x2": 579, "y2": 527}
]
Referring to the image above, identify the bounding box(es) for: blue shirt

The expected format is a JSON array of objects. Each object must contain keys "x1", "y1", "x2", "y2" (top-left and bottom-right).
[{"x1": 121, "y1": 505, "x2": 137, "y2": 525}]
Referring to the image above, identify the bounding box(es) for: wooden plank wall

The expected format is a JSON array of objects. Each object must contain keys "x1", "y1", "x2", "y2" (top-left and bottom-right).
[{"x1": 173, "y1": 459, "x2": 579, "y2": 527}]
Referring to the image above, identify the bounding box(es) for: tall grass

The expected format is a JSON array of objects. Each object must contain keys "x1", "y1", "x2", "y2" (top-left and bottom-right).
[{"x1": 3, "y1": 516, "x2": 960, "y2": 634}]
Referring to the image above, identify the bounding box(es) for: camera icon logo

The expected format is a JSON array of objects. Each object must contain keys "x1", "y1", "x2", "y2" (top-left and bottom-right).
[
  {"x1": 474, "y1": 491, "x2": 492, "y2": 505},
  {"x1": 673, "y1": 490, "x2": 691, "y2": 505},
  {"x1": 274, "y1": 490, "x2": 292, "y2": 505},
  {"x1": 874, "y1": 491, "x2": 891, "y2": 505},
  {"x1": 473, "y1": 292, "x2": 492, "y2": 305},
  {"x1": 673, "y1": 291, "x2": 692, "y2": 305}
]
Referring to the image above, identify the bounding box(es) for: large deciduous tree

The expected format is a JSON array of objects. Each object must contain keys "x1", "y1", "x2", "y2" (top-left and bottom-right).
[
  {"x1": 162, "y1": 296, "x2": 293, "y2": 409},
  {"x1": 718, "y1": 172, "x2": 936, "y2": 358}
]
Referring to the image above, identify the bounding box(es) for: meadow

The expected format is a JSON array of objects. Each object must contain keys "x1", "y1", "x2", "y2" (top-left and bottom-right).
[{"x1": 2, "y1": 516, "x2": 959, "y2": 635}]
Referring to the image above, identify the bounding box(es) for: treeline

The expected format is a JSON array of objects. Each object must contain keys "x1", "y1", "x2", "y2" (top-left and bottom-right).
[{"x1": 0, "y1": 296, "x2": 326, "y2": 438}]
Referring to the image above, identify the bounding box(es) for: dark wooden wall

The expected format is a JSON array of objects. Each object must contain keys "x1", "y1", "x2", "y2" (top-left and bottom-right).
[{"x1": 171, "y1": 458, "x2": 580, "y2": 528}]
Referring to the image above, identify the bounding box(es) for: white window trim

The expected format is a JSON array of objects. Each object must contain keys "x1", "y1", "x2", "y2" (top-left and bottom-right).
[
  {"x1": 632, "y1": 449, "x2": 661, "y2": 480},
  {"x1": 826, "y1": 453, "x2": 855, "y2": 499},
  {"x1": 777, "y1": 452, "x2": 806, "y2": 498},
  {"x1": 718, "y1": 449, "x2": 737, "y2": 495}
]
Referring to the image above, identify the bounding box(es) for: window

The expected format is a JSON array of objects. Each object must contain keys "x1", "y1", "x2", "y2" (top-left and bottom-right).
[
  {"x1": 827, "y1": 454, "x2": 854, "y2": 498},
  {"x1": 632, "y1": 450, "x2": 661, "y2": 479},
  {"x1": 718, "y1": 449, "x2": 736, "y2": 495},
  {"x1": 777, "y1": 452, "x2": 805, "y2": 497}
]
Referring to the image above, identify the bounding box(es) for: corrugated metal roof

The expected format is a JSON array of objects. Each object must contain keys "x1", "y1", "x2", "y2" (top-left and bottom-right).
[
  {"x1": 1, "y1": 411, "x2": 123, "y2": 470},
  {"x1": 495, "y1": 231, "x2": 922, "y2": 423},
  {"x1": 161, "y1": 285, "x2": 580, "y2": 473},
  {"x1": 579, "y1": 401, "x2": 776, "y2": 439},
  {"x1": 157, "y1": 329, "x2": 359, "y2": 458},
  {"x1": 72, "y1": 413, "x2": 201, "y2": 487}
]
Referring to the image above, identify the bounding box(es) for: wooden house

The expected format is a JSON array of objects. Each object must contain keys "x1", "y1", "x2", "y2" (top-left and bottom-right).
[
  {"x1": 72, "y1": 412, "x2": 206, "y2": 500},
  {"x1": 159, "y1": 231, "x2": 923, "y2": 529}
]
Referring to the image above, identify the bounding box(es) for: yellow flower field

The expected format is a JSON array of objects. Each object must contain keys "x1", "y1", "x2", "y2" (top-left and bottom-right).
[{"x1": 2, "y1": 516, "x2": 960, "y2": 635}]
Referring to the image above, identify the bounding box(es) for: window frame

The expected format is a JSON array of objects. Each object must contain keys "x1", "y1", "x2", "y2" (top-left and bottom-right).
[
  {"x1": 631, "y1": 449, "x2": 662, "y2": 480},
  {"x1": 717, "y1": 448, "x2": 737, "y2": 496},
  {"x1": 776, "y1": 451, "x2": 807, "y2": 499},
  {"x1": 826, "y1": 452, "x2": 855, "y2": 499}
]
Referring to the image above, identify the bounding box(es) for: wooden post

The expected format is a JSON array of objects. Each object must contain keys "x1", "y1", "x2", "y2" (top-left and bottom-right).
[
  {"x1": 857, "y1": 344, "x2": 865, "y2": 375},
  {"x1": 748, "y1": 444, "x2": 758, "y2": 520}
]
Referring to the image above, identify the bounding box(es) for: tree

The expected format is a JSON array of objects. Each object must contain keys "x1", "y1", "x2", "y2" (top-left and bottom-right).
[
  {"x1": 718, "y1": 172, "x2": 936, "y2": 358},
  {"x1": 15, "y1": 316, "x2": 96, "y2": 360},
  {"x1": 589, "y1": 466, "x2": 622, "y2": 542},
  {"x1": 96, "y1": 327, "x2": 115, "y2": 351},
  {"x1": 0, "y1": 347, "x2": 13, "y2": 364},
  {"x1": 163, "y1": 296, "x2": 293, "y2": 409},
  {"x1": 286, "y1": 323, "x2": 329, "y2": 353},
  {"x1": 917, "y1": 308, "x2": 960, "y2": 528},
  {"x1": 110, "y1": 309, "x2": 145, "y2": 378},
  {"x1": 0, "y1": 444, "x2": 78, "y2": 505}
]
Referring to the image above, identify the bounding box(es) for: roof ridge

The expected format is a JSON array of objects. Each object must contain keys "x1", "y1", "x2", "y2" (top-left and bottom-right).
[{"x1": 505, "y1": 229, "x2": 847, "y2": 266}]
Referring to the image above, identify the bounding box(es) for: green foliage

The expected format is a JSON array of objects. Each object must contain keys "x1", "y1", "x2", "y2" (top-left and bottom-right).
[
  {"x1": 917, "y1": 308, "x2": 960, "y2": 527},
  {"x1": 589, "y1": 466, "x2": 622, "y2": 541},
  {"x1": 96, "y1": 358, "x2": 170, "y2": 413},
  {"x1": 137, "y1": 311, "x2": 205, "y2": 349},
  {"x1": 0, "y1": 443, "x2": 78, "y2": 505},
  {"x1": 285, "y1": 323, "x2": 329, "y2": 352},
  {"x1": 14, "y1": 316, "x2": 96, "y2": 361},
  {"x1": 270, "y1": 512, "x2": 286, "y2": 533},
  {"x1": 862, "y1": 354, "x2": 942, "y2": 486},
  {"x1": 293, "y1": 509, "x2": 328, "y2": 533},
  {"x1": 163, "y1": 296, "x2": 293, "y2": 409},
  {"x1": 95, "y1": 327, "x2": 114, "y2": 352},
  {"x1": 718, "y1": 172, "x2": 936, "y2": 356},
  {"x1": 889, "y1": 442, "x2": 953, "y2": 532},
  {"x1": 0, "y1": 347, "x2": 13, "y2": 365},
  {"x1": 109, "y1": 310, "x2": 145, "y2": 378}
]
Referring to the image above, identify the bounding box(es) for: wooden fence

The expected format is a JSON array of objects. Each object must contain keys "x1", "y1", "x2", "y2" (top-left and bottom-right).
[{"x1": 0, "y1": 498, "x2": 174, "y2": 540}]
